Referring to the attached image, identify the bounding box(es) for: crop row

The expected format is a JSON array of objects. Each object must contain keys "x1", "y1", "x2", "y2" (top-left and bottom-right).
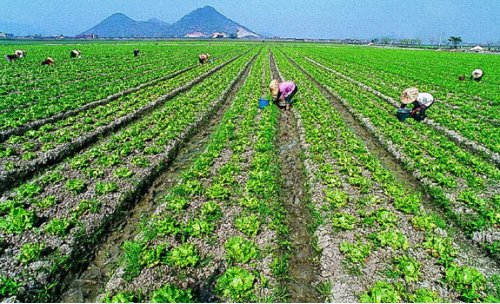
[
  {"x1": 293, "y1": 47, "x2": 500, "y2": 157},
  {"x1": 279, "y1": 49, "x2": 500, "y2": 248},
  {"x1": 0, "y1": 48, "x2": 257, "y2": 302},
  {"x1": 97, "y1": 49, "x2": 290, "y2": 303},
  {"x1": 289, "y1": 44, "x2": 500, "y2": 104},
  {"x1": 272, "y1": 48, "x2": 500, "y2": 303},
  {"x1": 0, "y1": 44, "x2": 245, "y2": 91},
  {"x1": 0, "y1": 49, "x2": 251, "y2": 194},
  {"x1": 0, "y1": 46, "x2": 245, "y2": 131},
  {"x1": 1, "y1": 46, "x2": 242, "y2": 109}
]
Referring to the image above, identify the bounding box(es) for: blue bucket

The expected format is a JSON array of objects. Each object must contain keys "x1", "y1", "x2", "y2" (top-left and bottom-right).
[
  {"x1": 259, "y1": 98, "x2": 270, "y2": 109},
  {"x1": 396, "y1": 108, "x2": 412, "y2": 122}
]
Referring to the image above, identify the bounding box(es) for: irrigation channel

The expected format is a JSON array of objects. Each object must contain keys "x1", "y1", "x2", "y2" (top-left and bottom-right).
[
  {"x1": 278, "y1": 48, "x2": 500, "y2": 260},
  {"x1": 274, "y1": 47, "x2": 500, "y2": 301},
  {"x1": 269, "y1": 51, "x2": 321, "y2": 302},
  {"x1": 58, "y1": 50, "x2": 260, "y2": 302}
]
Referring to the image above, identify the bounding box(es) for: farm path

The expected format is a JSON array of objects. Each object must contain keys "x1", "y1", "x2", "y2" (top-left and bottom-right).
[{"x1": 270, "y1": 51, "x2": 321, "y2": 302}]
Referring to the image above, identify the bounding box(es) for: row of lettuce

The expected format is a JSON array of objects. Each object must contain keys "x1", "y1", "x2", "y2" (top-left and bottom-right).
[
  {"x1": 279, "y1": 47, "x2": 500, "y2": 254},
  {"x1": 0, "y1": 50, "x2": 246, "y2": 195},
  {"x1": 293, "y1": 45, "x2": 499, "y2": 157},
  {"x1": 0, "y1": 48, "x2": 258, "y2": 302},
  {"x1": 0, "y1": 44, "x2": 246, "y2": 130},
  {"x1": 98, "y1": 49, "x2": 290, "y2": 303},
  {"x1": 272, "y1": 47, "x2": 500, "y2": 302}
]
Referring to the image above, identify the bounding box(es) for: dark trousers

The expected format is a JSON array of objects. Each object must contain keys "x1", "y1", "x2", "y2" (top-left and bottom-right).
[{"x1": 285, "y1": 85, "x2": 298, "y2": 104}]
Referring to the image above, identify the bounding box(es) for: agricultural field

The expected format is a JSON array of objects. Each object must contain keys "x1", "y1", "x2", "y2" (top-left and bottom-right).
[{"x1": 0, "y1": 41, "x2": 499, "y2": 303}]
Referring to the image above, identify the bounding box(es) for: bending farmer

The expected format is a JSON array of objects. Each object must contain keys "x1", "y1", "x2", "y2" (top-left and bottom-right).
[
  {"x1": 198, "y1": 53, "x2": 210, "y2": 64},
  {"x1": 400, "y1": 87, "x2": 434, "y2": 121},
  {"x1": 470, "y1": 68, "x2": 484, "y2": 82},
  {"x1": 269, "y1": 79, "x2": 298, "y2": 111}
]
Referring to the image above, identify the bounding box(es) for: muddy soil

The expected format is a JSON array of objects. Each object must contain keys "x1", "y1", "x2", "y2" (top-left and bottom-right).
[
  {"x1": 280, "y1": 49, "x2": 500, "y2": 268},
  {"x1": 270, "y1": 51, "x2": 321, "y2": 303},
  {"x1": 57, "y1": 54, "x2": 258, "y2": 303},
  {"x1": 58, "y1": 127, "x2": 215, "y2": 303}
]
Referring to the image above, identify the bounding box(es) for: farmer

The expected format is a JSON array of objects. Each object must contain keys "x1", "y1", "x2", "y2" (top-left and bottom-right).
[
  {"x1": 14, "y1": 50, "x2": 26, "y2": 58},
  {"x1": 41, "y1": 57, "x2": 54, "y2": 66},
  {"x1": 5, "y1": 54, "x2": 19, "y2": 62},
  {"x1": 134, "y1": 49, "x2": 140, "y2": 57},
  {"x1": 400, "y1": 87, "x2": 434, "y2": 121},
  {"x1": 269, "y1": 79, "x2": 298, "y2": 111},
  {"x1": 70, "y1": 50, "x2": 81, "y2": 58},
  {"x1": 470, "y1": 68, "x2": 484, "y2": 82},
  {"x1": 198, "y1": 53, "x2": 210, "y2": 64}
]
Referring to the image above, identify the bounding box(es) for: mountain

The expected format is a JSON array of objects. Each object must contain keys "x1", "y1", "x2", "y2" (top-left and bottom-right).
[
  {"x1": 81, "y1": 13, "x2": 169, "y2": 37},
  {"x1": 81, "y1": 6, "x2": 259, "y2": 38},
  {"x1": 147, "y1": 18, "x2": 170, "y2": 27},
  {"x1": 0, "y1": 21, "x2": 46, "y2": 36},
  {"x1": 166, "y1": 6, "x2": 259, "y2": 38}
]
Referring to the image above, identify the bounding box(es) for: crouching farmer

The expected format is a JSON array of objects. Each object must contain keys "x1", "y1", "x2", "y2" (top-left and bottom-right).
[
  {"x1": 70, "y1": 50, "x2": 82, "y2": 58},
  {"x1": 41, "y1": 57, "x2": 54, "y2": 66},
  {"x1": 400, "y1": 87, "x2": 434, "y2": 121},
  {"x1": 269, "y1": 79, "x2": 298, "y2": 111},
  {"x1": 134, "y1": 49, "x2": 140, "y2": 57},
  {"x1": 14, "y1": 50, "x2": 27, "y2": 58},
  {"x1": 198, "y1": 53, "x2": 210, "y2": 64},
  {"x1": 470, "y1": 68, "x2": 484, "y2": 82}
]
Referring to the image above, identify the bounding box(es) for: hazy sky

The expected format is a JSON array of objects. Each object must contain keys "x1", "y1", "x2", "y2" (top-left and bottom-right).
[{"x1": 1, "y1": 0, "x2": 499, "y2": 43}]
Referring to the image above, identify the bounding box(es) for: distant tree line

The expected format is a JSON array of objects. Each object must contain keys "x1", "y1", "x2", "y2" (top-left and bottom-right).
[{"x1": 370, "y1": 35, "x2": 471, "y2": 49}]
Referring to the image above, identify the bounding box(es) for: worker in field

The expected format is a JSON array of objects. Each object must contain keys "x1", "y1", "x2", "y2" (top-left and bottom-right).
[
  {"x1": 270, "y1": 79, "x2": 298, "y2": 111},
  {"x1": 70, "y1": 50, "x2": 82, "y2": 58},
  {"x1": 14, "y1": 50, "x2": 27, "y2": 58},
  {"x1": 400, "y1": 87, "x2": 434, "y2": 121},
  {"x1": 198, "y1": 53, "x2": 210, "y2": 64},
  {"x1": 470, "y1": 68, "x2": 484, "y2": 82},
  {"x1": 41, "y1": 57, "x2": 54, "y2": 66},
  {"x1": 134, "y1": 49, "x2": 140, "y2": 57}
]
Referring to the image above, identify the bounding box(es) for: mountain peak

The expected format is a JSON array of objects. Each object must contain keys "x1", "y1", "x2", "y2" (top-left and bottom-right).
[
  {"x1": 107, "y1": 13, "x2": 134, "y2": 22},
  {"x1": 82, "y1": 6, "x2": 259, "y2": 38}
]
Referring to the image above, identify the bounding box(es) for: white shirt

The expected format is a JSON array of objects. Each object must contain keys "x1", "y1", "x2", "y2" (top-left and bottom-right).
[{"x1": 416, "y1": 93, "x2": 434, "y2": 107}]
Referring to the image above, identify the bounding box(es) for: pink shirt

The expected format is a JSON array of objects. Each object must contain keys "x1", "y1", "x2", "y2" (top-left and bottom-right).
[{"x1": 279, "y1": 82, "x2": 296, "y2": 99}]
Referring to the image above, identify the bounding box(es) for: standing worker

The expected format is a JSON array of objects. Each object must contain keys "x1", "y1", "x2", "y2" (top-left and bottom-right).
[
  {"x1": 400, "y1": 87, "x2": 434, "y2": 121},
  {"x1": 70, "y1": 50, "x2": 82, "y2": 58},
  {"x1": 198, "y1": 53, "x2": 210, "y2": 64},
  {"x1": 41, "y1": 57, "x2": 54, "y2": 66},
  {"x1": 134, "y1": 49, "x2": 141, "y2": 57},
  {"x1": 470, "y1": 68, "x2": 484, "y2": 82},
  {"x1": 269, "y1": 79, "x2": 298, "y2": 111}
]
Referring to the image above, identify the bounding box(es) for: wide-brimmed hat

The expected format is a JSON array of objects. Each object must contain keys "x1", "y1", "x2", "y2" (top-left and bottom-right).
[
  {"x1": 400, "y1": 87, "x2": 419, "y2": 104},
  {"x1": 471, "y1": 68, "x2": 484, "y2": 79},
  {"x1": 269, "y1": 79, "x2": 279, "y2": 99},
  {"x1": 47, "y1": 57, "x2": 54, "y2": 62}
]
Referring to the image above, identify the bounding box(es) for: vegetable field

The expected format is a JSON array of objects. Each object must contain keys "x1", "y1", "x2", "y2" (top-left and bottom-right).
[{"x1": 0, "y1": 41, "x2": 499, "y2": 303}]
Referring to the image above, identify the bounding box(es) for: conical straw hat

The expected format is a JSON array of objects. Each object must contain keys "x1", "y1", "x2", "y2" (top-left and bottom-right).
[
  {"x1": 471, "y1": 69, "x2": 483, "y2": 79},
  {"x1": 269, "y1": 79, "x2": 279, "y2": 99},
  {"x1": 400, "y1": 87, "x2": 419, "y2": 104}
]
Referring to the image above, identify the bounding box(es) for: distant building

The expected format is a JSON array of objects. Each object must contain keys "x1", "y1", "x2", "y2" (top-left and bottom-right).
[
  {"x1": 0, "y1": 32, "x2": 14, "y2": 39},
  {"x1": 211, "y1": 32, "x2": 228, "y2": 38},
  {"x1": 470, "y1": 45, "x2": 484, "y2": 53},
  {"x1": 75, "y1": 34, "x2": 98, "y2": 40}
]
